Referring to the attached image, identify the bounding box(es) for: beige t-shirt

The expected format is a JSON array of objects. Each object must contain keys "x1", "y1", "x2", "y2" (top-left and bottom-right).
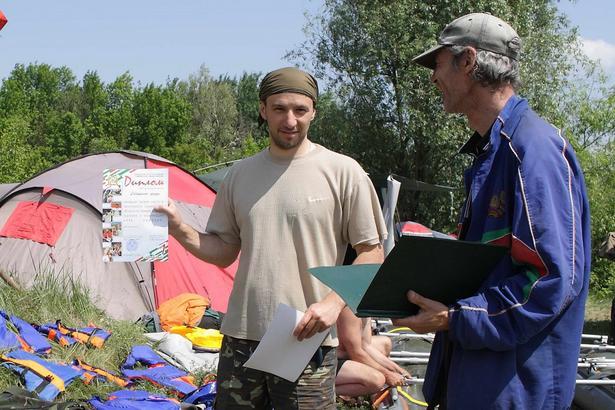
[{"x1": 206, "y1": 143, "x2": 386, "y2": 346}]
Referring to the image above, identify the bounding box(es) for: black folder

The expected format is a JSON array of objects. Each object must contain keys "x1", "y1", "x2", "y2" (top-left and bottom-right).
[{"x1": 309, "y1": 235, "x2": 508, "y2": 318}]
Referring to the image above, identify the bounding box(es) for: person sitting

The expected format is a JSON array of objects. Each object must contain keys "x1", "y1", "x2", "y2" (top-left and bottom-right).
[{"x1": 335, "y1": 307, "x2": 408, "y2": 397}]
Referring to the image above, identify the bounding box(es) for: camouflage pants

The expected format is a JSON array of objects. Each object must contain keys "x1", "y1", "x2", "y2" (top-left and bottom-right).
[{"x1": 215, "y1": 336, "x2": 336, "y2": 409}]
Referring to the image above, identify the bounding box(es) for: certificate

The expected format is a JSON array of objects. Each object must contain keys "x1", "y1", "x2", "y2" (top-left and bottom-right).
[{"x1": 102, "y1": 168, "x2": 168, "y2": 262}]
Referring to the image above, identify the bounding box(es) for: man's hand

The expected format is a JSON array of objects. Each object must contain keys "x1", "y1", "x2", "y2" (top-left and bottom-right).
[
  {"x1": 154, "y1": 199, "x2": 183, "y2": 234},
  {"x1": 383, "y1": 370, "x2": 405, "y2": 387},
  {"x1": 391, "y1": 291, "x2": 449, "y2": 333},
  {"x1": 293, "y1": 293, "x2": 345, "y2": 341}
]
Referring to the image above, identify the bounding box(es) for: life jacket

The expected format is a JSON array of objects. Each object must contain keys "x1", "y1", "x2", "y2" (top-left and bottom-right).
[
  {"x1": 71, "y1": 358, "x2": 131, "y2": 387},
  {"x1": 0, "y1": 311, "x2": 51, "y2": 355},
  {"x1": 0, "y1": 349, "x2": 81, "y2": 401},
  {"x1": 33, "y1": 323, "x2": 77, "y2": 348},
  {"x1": 182, "y1": 380, "x2": 216, "y2": 409},
  {"x1": 120, "y1": 345, "x2": 197, "y2": 397},
  {"x1": 89, "y1": 390, "x2": 180, "y2": 410},
  {"x1": 157, "y1": 293, "x2": 209, "y2": 331},
  {"x1": 36, "y1": 321, "x2": 111, "y2": 349}
]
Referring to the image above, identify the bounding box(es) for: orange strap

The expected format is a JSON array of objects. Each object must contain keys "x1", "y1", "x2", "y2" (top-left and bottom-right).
[
  {"x1": 372, "y1": 388, "x2": 391, "y2": 409},
  {"x1": 0, "y1": 354, "x2": 65, "y2": 391},
  {"x1": 77, "y1": 360, "x2": 129, "y2": 387}
]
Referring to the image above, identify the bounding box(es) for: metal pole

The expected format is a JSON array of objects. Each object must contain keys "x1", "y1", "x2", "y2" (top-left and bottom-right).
[
  {"x1": 580, "y1": 344, "x2": 615, "y2": 352},
  {"x1": 390, "y1": 351, "x2": 431, "y2": 357},
  {"x1": 379, "y1": 332, "x2": 435, "y2": 340},
  {"x1": 576, "y1": 379, "x2": 615, "y2": 385},
  {"x1": 391, "y1": 357, "x2": 430, "y2": 364}
]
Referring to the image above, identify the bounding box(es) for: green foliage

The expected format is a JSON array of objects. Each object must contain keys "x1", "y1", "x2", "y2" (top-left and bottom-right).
[
  {"x1": 0, "y1": 115, "x2": 49, "y2": 183},
  {"x1": 0, "y1": 63, "x2": 265, "y2": 182}
]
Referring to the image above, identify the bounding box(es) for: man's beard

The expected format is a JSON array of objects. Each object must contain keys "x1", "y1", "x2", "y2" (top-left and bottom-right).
[{"x1": 270, "y1": 131, "x2": 306, "y2": 150}]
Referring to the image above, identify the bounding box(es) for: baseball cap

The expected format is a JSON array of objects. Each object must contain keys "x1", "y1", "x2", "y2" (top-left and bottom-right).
[{"x1": 412, "y1": 13, "x2": 521, "y2": 69}]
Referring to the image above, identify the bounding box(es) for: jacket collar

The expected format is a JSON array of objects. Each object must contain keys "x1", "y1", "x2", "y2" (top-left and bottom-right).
[{"x1": 458, "y1": 94, "x2": 527, "y2": 156}]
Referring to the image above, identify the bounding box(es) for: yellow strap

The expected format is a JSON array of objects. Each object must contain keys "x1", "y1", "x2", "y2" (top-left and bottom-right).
[
  {"x1": 0, "y1": 355, "x2": 65, "y2": 391},
  {"x1": 389, "y1": 327, "x2": 412, "y2": 333},
  {"x1": 396, "y1": 386, "x2": 428, "y2": 407}
]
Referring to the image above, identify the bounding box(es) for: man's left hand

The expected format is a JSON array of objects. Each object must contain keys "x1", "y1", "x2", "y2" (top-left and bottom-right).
[
  {"x1": 391, "y1": 290, "x2": 449, "y2": 333},
  {"x1": 293, "y1": 295, "x2": 344, "y2": 341}
]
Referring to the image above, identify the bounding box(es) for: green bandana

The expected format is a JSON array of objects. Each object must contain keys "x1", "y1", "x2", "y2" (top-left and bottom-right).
[{"x1": 258, "y1": 67, "x2": 319, "y2": 103}]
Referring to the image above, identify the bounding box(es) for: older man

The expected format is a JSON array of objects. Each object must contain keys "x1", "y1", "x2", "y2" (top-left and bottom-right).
[
  {"x1": 158, "y1": 66, "x2": 386, "y2": 409},
  {"x1": 394, "y1": 13, "x2": 591, "y2": 409}
]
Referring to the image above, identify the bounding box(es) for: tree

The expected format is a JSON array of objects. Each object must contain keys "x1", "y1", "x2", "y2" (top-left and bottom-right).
[
  {"x1": 294, "y1": 1, "x2": 602, "y2": 216},
  {"x1": 130, "y1": 80, "x2": 191, "y2": 156},
  {"x1": 294, "y1": 0, "x2": 615, "y2": 293},
  {"x1": 0, "y1": 115, "x2": 49, "y2": 183}
]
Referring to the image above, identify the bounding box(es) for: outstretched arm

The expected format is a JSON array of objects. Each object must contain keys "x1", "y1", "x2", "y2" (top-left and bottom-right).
[{"x1": 156, "y1": 199, "x2": 240, "y2": 267}]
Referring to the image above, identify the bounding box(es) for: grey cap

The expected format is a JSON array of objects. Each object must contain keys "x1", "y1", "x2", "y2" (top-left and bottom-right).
[{"x1": 412, "y1": 13, "x2": 521, "y2": 69}]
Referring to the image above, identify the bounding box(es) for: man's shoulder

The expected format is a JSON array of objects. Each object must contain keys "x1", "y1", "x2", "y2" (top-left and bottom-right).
[
  {"x1": 505, "y1": 105, "x2": 564, "y2": 157},
  {"x1": 227, "y1": 150, "x2": 266, "y2": 173},
  {"x1": 313, "y1": 144, "x2": 365, "y2": 171}
]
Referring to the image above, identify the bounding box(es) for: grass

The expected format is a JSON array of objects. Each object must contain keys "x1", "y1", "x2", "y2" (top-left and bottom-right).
[{"x1": 583, "y1": 294, "x2": 612, "y2": 337}]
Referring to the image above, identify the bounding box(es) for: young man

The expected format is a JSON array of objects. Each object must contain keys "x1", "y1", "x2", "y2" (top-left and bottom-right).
[
  {"x1": 394, "y1": 13, "x2": 591, "y2": 409},
  {"x1": 158, "y1": 67, "x2": 386, "y2": 409}
]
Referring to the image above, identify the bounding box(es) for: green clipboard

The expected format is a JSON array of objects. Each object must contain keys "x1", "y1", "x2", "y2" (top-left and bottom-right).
[{"x1": 309, "y1": 235, "x2": 508, "y2": 318}]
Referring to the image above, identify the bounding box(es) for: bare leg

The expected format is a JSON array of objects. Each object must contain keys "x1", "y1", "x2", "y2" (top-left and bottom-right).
[
  {"x1": 371, "y1": 335, "x2": 392, "y2": 356},
  {"x1": 335, "y1": 360, "x2": 385, "y2": 397}
]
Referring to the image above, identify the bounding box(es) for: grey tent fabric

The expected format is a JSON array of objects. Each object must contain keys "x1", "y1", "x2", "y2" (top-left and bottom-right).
[
  {"x1": 0, "y1": 151, "x2": 222, "y2": 321},
  {"x1": 15, "y1": 152, "x2": 147, "y2": 211},
  {"x1": 0, "y1": 190, "x2": 154, "y2": 319},
  {"x1": 0, "y1": 183, "x2": 18, "y2": 200},
  {"x1": 197, "y1": 164, "x2": 237, "y2": 193}
]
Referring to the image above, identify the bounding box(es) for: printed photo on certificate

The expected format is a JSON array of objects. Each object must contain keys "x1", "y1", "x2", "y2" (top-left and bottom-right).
[{"x1": 102, "y1": 168, "x2": 168, "y2": 262}]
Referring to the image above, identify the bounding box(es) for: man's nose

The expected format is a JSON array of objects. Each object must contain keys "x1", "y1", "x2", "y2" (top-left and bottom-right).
[
  {"x1": 283, "y1": 111, "x2": 298, "y2": 127},
  {"x1": 430, "y1": 70, "x2": 437, "y2": 84}
]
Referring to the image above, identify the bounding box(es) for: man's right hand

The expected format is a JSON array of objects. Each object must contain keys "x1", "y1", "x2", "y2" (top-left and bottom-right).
[
  {"x1": 384, "y1": 370, "x2": 405, "y2": 387},
  {"x1": 155, "y1": 199, "x2": 183, "y2": 234}
]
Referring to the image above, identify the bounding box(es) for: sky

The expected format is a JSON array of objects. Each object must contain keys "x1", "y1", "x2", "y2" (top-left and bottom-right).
[{"x1": 0, "y1": 0, "x2": 613, "y2": 85}]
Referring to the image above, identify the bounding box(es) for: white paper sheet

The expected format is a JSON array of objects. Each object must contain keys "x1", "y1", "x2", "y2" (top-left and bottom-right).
[
  {"x1": 382, "y1": 175, "x2": 401, "y2": 256},
  {"x1": 243, "y1": 303, "x2": 329, "y2": 382},
  {"x1": 102, "y1": 168, "x2": 168, "y2": 262}
]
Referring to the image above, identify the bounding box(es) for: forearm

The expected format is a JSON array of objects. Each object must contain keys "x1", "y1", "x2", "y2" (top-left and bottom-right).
[
  {"x1": 346, "y1": 347, "x2": 391, "y2": 375},
  {"x1": 170, "y1": 222, "x2": 239, "y2": 267},
  {"x1": 364, "y1": 343, "x2": 405, "y2": 374}
]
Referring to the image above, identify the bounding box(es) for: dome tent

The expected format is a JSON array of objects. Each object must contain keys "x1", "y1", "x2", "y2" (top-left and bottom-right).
[{"x1": 0, "y1": 151, "x2": 237, "y2": 320}]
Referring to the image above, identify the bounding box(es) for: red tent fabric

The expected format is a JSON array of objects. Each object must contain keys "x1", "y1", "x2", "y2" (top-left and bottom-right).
[
  {"x1": 0, "y1": 201, "x2": 73, "y2": 246},
  {"x1": 146, "y1": 158, "x2": 235, "y2": 312}
]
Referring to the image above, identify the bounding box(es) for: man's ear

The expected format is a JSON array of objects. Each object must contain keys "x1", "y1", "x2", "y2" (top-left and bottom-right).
[
  {"x1": 259, "y1": 101, "x2": 267, "y2": 120},
  {"x1": 463, "y1": 47, "x2": 478, "y2": 75},
  {"x1": 311, "y1": 109, "x2": 316, "y2": 121}
]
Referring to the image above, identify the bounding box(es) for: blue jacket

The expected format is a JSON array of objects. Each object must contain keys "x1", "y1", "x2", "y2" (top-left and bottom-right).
[{"x1": 423, "y1": 95, "x2": 591, "y2": 409}]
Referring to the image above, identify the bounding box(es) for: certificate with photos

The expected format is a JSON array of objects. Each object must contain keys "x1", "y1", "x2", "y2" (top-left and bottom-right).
[{"x1": 102, "y1": 168, "x2": 168, "y2": 262}]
